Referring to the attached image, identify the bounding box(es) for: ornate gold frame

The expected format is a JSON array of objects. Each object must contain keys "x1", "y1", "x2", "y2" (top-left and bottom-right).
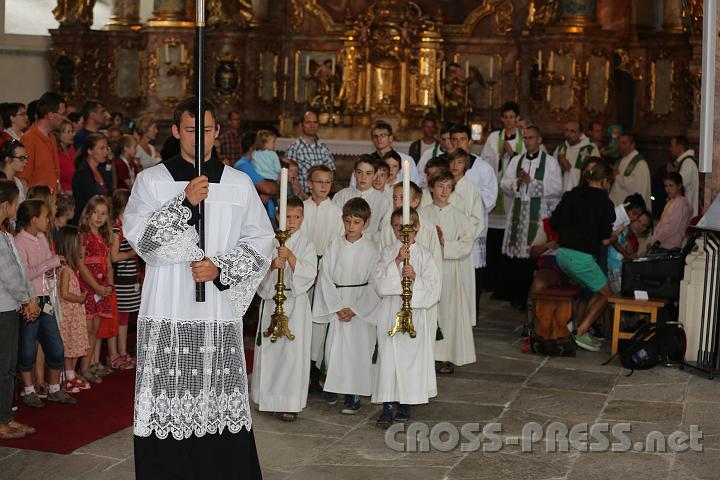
[
  {"x1": 648, "y1": 49, "x2": 675, "y2": 120},
  {"x1": 209, "y1": 52, "x2": 243, "y2": 106},
  {"x1": 583, "y1": 48, "x2": 610, "y2": 115},
  {"x1": 107, "y1": 39, "x2": 145, "y2": 110},
  {"x1": 147, "y1": 37, "x2": 192, "y2": 108},
  {"x1": 256, "y1": 51, "x2": 278, "y2": 103},
  {"x1": 49, "y1": 48, "x2": 81, "y2": 99}
]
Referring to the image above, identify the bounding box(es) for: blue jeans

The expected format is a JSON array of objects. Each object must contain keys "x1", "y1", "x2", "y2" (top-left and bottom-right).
[{"x1": 17, "y1": 297, "x2": 65, "y2": 372}]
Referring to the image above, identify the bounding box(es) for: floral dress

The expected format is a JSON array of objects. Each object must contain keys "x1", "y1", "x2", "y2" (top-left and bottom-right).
[
  {"x1": 80, "y1": 231, "x2": 113, "y2": 319},
  {"x1": 59, "y1": 266, "x2": 90, "y2": 358}
]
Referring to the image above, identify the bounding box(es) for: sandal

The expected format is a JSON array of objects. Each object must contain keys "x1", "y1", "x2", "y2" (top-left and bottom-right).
[
  {"x1": 0, "y1": 424, "x2": 25, "y2": 439},
  {"x1": 280, "y1": 412, "x2": 297, "y2": 422},
  {"x1": 121, "y1": 354, "x2": 137, "y2": 367},
  {"x1": 107, "y1": 356, "x2": 133, "y2": 370},
  {"x1": 81, "y1": 371, "x2": 103, "y2": 384},
  {"x1": 8, "y1": 421, "x2": 35, "y2": 435},
  {"x1": 436, "y1": 362, "x2": 454, "y2": 374}
]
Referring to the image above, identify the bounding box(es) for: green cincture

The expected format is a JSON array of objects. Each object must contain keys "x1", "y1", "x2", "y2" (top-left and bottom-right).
[
  {"x1": 624, "y1": 154, "x2": 644, "y2": 176},
  {"x1": 491, "y1": 129, "x2": 524, "y2": 216},
  {"x1": 508, "y1": 152, "x2": 547, "y2": 248}
]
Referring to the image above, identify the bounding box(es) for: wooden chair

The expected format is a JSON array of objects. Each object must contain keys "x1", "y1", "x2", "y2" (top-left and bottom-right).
[
  {"x1": 609, "y1": 296, "x2": 670, "y2": 355},
  {"x1": 531, "y1": 286, "x2": 582, "y2": 341}
]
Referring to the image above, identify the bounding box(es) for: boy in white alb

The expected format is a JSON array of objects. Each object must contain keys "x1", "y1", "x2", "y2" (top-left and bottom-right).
[
  {"x1": 333, "y1": 155, "x2": 391, "y2": 237},
  {"x1": 301, "y1": 165, "x2": 344, "y2": 391},
  {"x1": 420, "y1": 170, "x2": 478, "y2": 373},
  {"x1": 253, "y1": 198, "x2": 317, "y2": 422},
  {"x1": 313, "y1": 198, "x2": 381, "y2": 414},
  {"x1": 373, "y1": 208, "x2": 440, "y2": 427}
]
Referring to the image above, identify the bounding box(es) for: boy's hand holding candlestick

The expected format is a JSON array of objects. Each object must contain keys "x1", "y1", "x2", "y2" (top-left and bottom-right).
[{"x1": 185, "y1": 176, "x2": 209, "y2": 205}]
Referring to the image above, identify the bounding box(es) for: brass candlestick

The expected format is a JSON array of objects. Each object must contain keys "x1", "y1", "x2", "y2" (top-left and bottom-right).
[
  {"x1": 388, "y1": 224, "x2": 416, "y2": 338},
  {"x1": 263, "y1": 230, "x2": 295, "y2": 342}
]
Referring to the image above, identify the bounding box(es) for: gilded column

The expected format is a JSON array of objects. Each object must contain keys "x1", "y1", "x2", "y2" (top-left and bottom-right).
[
  {"x1": 662, "y1": 0, "x2": 684, "y2": 32},
  {"x1": 148, "y1": 0, "x2": 191, "y2": 27},
  {"x1": 105, "y1": 0, "x2": 142, "y2": 30}
]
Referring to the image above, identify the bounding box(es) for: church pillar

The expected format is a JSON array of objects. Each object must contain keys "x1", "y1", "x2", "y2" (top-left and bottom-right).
[
  {"x1": 105, "y1": 0, "x2": 142, "y2": 30},
  {"x1": 148, "y1": 0, "x2": 192, "y2": 27},
  {"x1": 662, "y1": 0, "x2": 684, "y2": 33}
]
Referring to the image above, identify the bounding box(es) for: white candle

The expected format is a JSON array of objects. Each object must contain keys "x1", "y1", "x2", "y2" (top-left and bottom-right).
[
  {"x1": 548, "y1": 50, "x2": 554, "y2": 71},
  {"x1": 197, "y1": 0, "x2": 205, "y2": 23},
  {"x1": 180, "y1": 44, "x2": 186, "y2": 63},
  {"x1": 465, "y1": 60, "x2": 469, "y2": 78},
  {"x1": 402, "y1": 161, "x2": 410, "y2": 225},
  {"x1": 538, "y1": 50, "x2": 543, "y2": 72},
  {"x1": 441, "y1": 60, "x2": 446, "y2": 80},
  {"x1": 331, "y1": 57, "x2": 336, "y2": 76},
  {"x1": 165, "y1": 43, "x2": 170, "y2": 63},
  {"x1": 305, "y1": 56, "x2": 310, "y2": 76},
  {"x1": 279, "y1": 168, "x2": 288, "y2": 231},
  {"x1": 489, "y1": 56, "x2": 494, "y2": 80},
  {"x1": 284, "y1": 56, "x2": 289, "y2": 75}
]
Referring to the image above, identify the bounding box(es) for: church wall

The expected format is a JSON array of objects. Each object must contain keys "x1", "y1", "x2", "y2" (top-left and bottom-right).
[{"x1": 0, "y1": 35, "x2": 52, "y2": 103}]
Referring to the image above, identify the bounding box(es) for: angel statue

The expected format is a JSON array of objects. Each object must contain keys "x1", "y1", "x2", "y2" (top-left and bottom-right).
[
  {"x1": 207, "y1": 0, "x2": 254, "y2": 28},
  {"x1": 53, "y1": 0, "x2": 96, "y2": 26}
]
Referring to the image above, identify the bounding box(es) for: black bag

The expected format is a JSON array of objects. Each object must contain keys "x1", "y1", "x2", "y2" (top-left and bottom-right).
[
  {"x1": 603, "y1": 310, "x2": 687, "y2": 374},
  {"x1": 621, "y1": 254, "x2": 684, "y2": 300},
  {"x1": 531, "y1": 334, "x2": 577, "y2": 357}
]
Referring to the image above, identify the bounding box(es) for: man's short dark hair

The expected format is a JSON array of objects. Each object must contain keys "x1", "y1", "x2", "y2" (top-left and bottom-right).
[
  {"x1": 440, "y1": 123, "x2": 454, "y2": 135},
  {"x1": 382, "y1": 150, "x2": 402, "y2": 164},
  {"x1": 241, "y1": 132, "x2": 256, "y2": 154},
  {"x1": 354, "y1": 154, "x2": 378, "y2": 172},
  {"x1": 421, "y1": 116, "x2": 437, "y2": 128},
  {"x1": 81, "y1": 100, "x2": 103, "y2": 121},
  {"x1": 67, "y1": 112, "x2": 82, "y2": 124},
  {"x1": 425, "y1": 157, "x2": 449, "y2": 172},
  {"x1": 371, "y1": 120, "x2": 393, "y2": 136},
  {"x1": 620, "y1": 132, "x2": 635, "y2": 144},
  {"x1": 447, "y1": 148, "x2": 469, "y2": 168},
  {"x1": 342, "y1": 197, "x2": 371, "y2": 221},
  {"x1": 672, "y1": 135, "x2": 690, "y2": 150},
  {"x1": 525, "y1": 125, "x2": 542, "y2": 137},
  {"x1": 500, "y1": 101, "x2": 520, "y2": 116},
  {"x1": 377, "y1": 162, "x2": 390, "y2": 173},
  {"x1": 36, "y1": 92, "x2": 65, "y2": 120},
  {"x1": 173, "y1": 97, "x2": 218, "y2": 127},
  {"x1": 1, "y1": 103, "x2": 24, "y2": 128},
  {"x1": 227, "y1": 110, "x2": 241, "y2": 120},
  {"x1": 450, "y1": 124, "x2": 471, "y2": 138}
]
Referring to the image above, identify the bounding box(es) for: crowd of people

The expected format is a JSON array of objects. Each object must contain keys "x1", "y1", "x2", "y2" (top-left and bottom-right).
[{"x1": 0, "y1": 91, "x2": 700, "y2": 439}]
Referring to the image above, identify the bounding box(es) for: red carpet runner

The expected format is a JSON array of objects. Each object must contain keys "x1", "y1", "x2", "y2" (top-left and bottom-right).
[{"x1": 0, "y1": 348, "x2": 255, "y2": 455}]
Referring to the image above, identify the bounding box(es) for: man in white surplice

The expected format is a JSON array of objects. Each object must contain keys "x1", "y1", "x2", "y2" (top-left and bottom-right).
[
  {"x1": 124, "y1": 98, "x2": 275, "y2": 479},
  {"x1": 554, "y1": 121, "x2": 600, "y2": 192}
]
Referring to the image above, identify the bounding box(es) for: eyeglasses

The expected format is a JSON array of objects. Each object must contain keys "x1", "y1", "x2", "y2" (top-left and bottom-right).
[{"x1": 11, "y1": 155, "x2": 29, "y2": 161}]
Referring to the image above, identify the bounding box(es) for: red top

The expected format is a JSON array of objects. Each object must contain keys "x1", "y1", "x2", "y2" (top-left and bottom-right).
[
  {"x1": 113, "y1": 156, "x2": 139, "y2": 189},
  {"x1": 58, "y1": 145, "x2": 76, "y2": 192}
]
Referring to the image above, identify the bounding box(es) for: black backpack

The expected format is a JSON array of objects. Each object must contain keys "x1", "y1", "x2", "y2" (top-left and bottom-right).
[{"x1": 603, "y1": 308, "x2": 687, "y2": 375}]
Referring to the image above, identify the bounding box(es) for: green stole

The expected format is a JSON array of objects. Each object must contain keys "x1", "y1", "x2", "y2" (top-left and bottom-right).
[
  {"x1": 623, "y1": 153, "x2": 644, "y2": 176},
  {"x1": 556, "y1": 142, "x2": 595, "y2": 169},
  {"x1": 491, "y1": 129, "x2": 524, "y2": 216},
  {"x1": 508, "y1": 152, "x2": 546, "y2": 248}
]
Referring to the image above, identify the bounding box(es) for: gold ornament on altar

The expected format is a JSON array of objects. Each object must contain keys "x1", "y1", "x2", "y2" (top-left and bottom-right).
[
  {"x1": 263, "y1": 230, "x2": 295, "y2": 343},
  {"x1": 207, "y1": 0, "x2": 254, "y2": 28},
  {"x1": 338, "y1": 0, "x2": 443, "y2": 120},
  {"x1": 525, "y1": 0, "x2": 560, "y2": 30},
  {"x1": 53, "y1": 0, "x2": 96, "y2": 26}
]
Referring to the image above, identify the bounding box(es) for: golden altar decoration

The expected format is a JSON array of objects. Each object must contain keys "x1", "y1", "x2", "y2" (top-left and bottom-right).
[{"x1": 337, "y1": 0, "x2": 443, "y2": 129}]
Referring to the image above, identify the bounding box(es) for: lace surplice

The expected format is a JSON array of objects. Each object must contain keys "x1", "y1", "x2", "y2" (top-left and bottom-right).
[{"x1": 124, "y1": 162, "x2": 274, "y2": 441}]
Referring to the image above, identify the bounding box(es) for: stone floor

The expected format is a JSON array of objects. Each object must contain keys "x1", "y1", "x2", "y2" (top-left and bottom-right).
[{"x1": 1, "y1": 298, "x2": 719, "y2": 479}]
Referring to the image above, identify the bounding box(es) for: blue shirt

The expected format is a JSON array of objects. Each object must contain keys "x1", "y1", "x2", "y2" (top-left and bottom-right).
[
  {"x1": 233, "y1": 156, "x2": 276, "y2": 223},
  {"x1": 607, "y1": 227, "x2": 630, "y2": 271}
]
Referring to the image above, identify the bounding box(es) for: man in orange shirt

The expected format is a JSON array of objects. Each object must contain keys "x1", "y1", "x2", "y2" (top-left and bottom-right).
[{"x1": 19, "y1": 92, "x2": 66, "y2": 191}]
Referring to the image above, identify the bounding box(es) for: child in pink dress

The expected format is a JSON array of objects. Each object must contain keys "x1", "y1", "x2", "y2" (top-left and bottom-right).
[{"x1": 56, "y1": 225, "x2": 91, "y2": 392}]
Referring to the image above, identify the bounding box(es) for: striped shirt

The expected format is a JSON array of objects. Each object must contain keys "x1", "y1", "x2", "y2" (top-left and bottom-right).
[{"x1": 112, "y1": 223, "x2": 141, "y2": 312}]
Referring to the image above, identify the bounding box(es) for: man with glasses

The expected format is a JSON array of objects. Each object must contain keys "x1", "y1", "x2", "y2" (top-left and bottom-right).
[
  {"x1": 553, "y1": 121, "x2": 599, "y2": 192},
  {"x1": 286, "y1": 111, "x2": 336, "y2": 194},
  {"x1": 1, "y1": 103, "x2": 29, "y2": 142},
  {"x1": 18, "y1": 92, "x2": 66, "y2": 191},
  {"x1": 350, "y1": 120, "x2": 419, "y2": 189},
  {"x1": 500, "y1": 125, "x2": 562, "y2": 309}
]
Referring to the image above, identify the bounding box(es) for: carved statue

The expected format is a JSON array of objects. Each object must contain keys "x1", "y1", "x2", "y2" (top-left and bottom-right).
[
  {"x1": 53, "y1": 0, "x2": 96, "y2": 26},
  {"x1": 207, "y1": 0, "x2": 254, "y2": 28},
  {"x1": 526, "y1": 0, "x2": 560, "y2": 29}
]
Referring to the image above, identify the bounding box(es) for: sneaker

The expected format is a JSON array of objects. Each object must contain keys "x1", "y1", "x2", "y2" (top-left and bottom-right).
[
  {"x1": 62, "y1": 381, "x2": 80, "y2": 394},
  {"x1": 574, "y1": 333, "x2": 600, "y2": 352},
  {"x1": 23, "y1": 392, "x2": 44, "y2": 409},
  {"x1": 394, "y1": 404, "x2": 411, "y2": 423},
  {"x1": 585, "y1": 330, "x2": 603, "y2": 347},
  {"x1": 47, "y1": 390, "x2": 77, "y2": 405},
  {"x1": 324, "y1": 392, "x2": 338, "y2": 405},
  {"x1": 376, "y1": 404, "x2": 394, "y2": 429},
  {"x1": 341, "y1": 395, "x2": 361, "y2": 414}
]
